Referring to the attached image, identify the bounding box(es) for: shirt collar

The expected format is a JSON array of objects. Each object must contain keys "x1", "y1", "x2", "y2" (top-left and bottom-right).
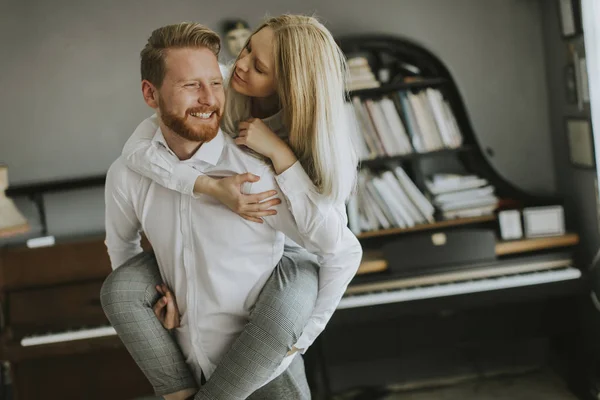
[{"x1": 152, "y1": 120, "x2": 225, "y2": 167}]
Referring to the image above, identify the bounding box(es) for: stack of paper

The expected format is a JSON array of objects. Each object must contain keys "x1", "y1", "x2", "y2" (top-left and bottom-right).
[{"x1": 426, "y1": 174, "x2": 498, "y2": 219}]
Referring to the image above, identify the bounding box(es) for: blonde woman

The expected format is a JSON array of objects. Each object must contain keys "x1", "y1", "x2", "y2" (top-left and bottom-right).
[{"x1": 102, "y1": 16, "x2": 360, "y2": 400}]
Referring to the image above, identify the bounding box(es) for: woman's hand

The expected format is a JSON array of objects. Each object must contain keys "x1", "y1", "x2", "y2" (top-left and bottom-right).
[
  {"x1": 153, "y1": 283, "x2": 180, "y2": 330},
  {"x1": 236, "y1": 118, "x2": 298, "y2": 175},
  {"x1": 236, "y1": 118, "x2": 289, "y2": 160},
  {"x1": 211, "y1": 173, "x2": 282, "y2": 223}
]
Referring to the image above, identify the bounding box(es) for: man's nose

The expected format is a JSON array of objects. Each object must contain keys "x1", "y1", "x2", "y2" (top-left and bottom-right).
[{"x1": 197, "y1": 86, "x2": 216, "y2": 106}]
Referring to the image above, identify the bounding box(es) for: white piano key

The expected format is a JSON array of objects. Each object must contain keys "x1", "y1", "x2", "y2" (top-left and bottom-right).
[
  {"x1": 337, "y1": 267, "x2": 581, "y2": 310},
  {"x1": 21, "y1": 325, "x2": 117, "y2": 347}
]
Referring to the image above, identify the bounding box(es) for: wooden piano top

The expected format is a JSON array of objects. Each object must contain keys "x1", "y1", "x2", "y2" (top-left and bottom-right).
[{"x1": 0, "y1": 235, "x2": 111, "y2": 291}]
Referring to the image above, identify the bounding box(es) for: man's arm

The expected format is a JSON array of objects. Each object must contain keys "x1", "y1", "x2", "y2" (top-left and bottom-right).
[
  {"x1": 251, "y1": 167, "x2": 363, "y2": 353},
  {"x1": 105, "y1": 160, "x2": 144, "y2": 269}
]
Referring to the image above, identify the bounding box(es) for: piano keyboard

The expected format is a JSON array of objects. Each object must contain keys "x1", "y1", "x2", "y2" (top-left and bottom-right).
[
  {"x1": 20, "y1": 325, "x2": 117, "y2": 347},
  {"x1": 18, "y1": 258, "x2": 582, "y2": 344},
  {"x1": 338, "y1": 263, "x2": 581, "y2": 310}
]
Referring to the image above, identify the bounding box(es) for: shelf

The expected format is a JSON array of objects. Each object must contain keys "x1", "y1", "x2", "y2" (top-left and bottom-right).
[
  {"x1": 356, "y1": 251, "x2": 387, "y2": 275},
  {"x1": 349, "y1": 77, "x2": 448, "y2": 97},
  {"x1": 356, "y1": 215, "x2": 496, "y2": 240},
  {"x1": 359, "y1": 146, "x2": 473, "y2": 168},
  {"x1": 495, "y1": 233, "x2": 580, "y2": 256}
]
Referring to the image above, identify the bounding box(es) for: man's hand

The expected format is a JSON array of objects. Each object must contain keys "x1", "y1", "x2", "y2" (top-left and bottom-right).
[
  {"x1": 153, "y1": 283, "x2": 180, "y2": 330},
  {"x1": 286, "y1": 346, "x2": 301, "y2": 356}
]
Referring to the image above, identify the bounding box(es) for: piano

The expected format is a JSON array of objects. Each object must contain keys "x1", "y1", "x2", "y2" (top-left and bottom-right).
[
  {"x1": 0, "y1": 235, "x2": 153, "y2": 400},
  {"x1": 299, "y1": 34, "x2": 590, "y2": 399},
  {"x1": 0, "y1": 234, "x2": 585, "y2": 400},
  {"x1": 339, "y1": 253, "x2": 581, "y2": 310}
]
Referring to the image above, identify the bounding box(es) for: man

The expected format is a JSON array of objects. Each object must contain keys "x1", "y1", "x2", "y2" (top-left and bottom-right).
[{"x1": 103, "y1": 22, "x2": 362, "y2": 399}]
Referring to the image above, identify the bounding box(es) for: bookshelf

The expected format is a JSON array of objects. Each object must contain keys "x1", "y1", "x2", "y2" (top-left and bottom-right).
[
  {"x1": 359, "y1": 145, "x2": 474, "y2": 168},
  {"x1": 341, "y1": 34, "x2": 510, "y2": 238},
  {"x1": 338, "y1": 34, "x2": 571, "y2": 274},
  {"x1": 356, "y1": 215, "x2": 496, "y2": 240},
  {"x1": 349, "y1": 77, "x2": 448, "y2": 97}
]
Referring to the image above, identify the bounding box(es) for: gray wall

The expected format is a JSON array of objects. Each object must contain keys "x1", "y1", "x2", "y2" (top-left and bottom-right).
[
  {"x1": 0, "y1": 0, "x2": 557, "y2": 237},
  {"x1": 539, "y1": 0, "x2": 599, "y2": 264}
]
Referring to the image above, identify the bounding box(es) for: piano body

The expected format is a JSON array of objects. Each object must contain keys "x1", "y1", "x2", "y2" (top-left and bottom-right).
[
  {"x1": 0, "y1": 236, "x2": 153, "y2": 400},
  {"x1": 300, "y1": 35, "x2": 590, "y2": 398}
]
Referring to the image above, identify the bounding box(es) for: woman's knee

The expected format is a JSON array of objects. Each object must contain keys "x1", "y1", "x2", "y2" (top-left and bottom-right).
[
  {"x1": 100, "y1": 252, "x2": 162, "y2": 311},
  {"x1": 251, "y1": 255, "x2": 319, "y2": 341}
]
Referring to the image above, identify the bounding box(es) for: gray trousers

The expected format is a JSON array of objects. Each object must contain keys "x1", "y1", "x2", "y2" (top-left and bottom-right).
[{"x1": 100, "y1": 247, "x2": 318, "y2": 400}]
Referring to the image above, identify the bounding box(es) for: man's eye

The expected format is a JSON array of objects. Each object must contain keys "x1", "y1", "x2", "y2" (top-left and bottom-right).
[{"x1": 185, "y1": 83, "x2": 198, "y2": 88}]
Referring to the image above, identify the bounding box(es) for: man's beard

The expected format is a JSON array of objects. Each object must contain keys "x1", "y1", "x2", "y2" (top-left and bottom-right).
[{"x1": 158, "y1": 97, "x2": 221, "y2": 142}]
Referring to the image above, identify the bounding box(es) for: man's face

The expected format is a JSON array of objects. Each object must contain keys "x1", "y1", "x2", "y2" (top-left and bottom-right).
[{"x1": 155, "y1": 47, "x2": 225, "y2": 143}]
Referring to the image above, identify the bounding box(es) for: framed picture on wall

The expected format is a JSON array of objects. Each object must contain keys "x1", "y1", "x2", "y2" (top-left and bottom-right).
[
  {"x1": 566, "y1": 117, "x2": 595, "y2": 168},
  {"x1": 558, "y1": 0, "x2": 582, "y2": 38},
  {"x1": 564, "y1": 64, "x2": 578, "y2": 104}
]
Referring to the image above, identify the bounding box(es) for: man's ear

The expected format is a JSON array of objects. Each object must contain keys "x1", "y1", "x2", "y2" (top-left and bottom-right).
[{"x1": 142, "y1": 80, "x2": 159, "y2": 109}]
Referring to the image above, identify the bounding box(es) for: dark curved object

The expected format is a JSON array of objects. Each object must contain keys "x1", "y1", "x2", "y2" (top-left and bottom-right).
[{"x1": 337, "y1": 34, "x2": 559, "y2": 206}]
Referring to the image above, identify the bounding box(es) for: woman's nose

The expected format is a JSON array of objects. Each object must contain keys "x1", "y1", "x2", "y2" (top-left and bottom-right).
[{"x1": 236, "y1": 56, "x2": 249, "y2": 72}]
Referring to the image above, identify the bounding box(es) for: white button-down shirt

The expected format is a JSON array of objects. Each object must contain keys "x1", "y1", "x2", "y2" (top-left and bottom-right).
[{"x1": 105, "y1": 117, "x2": 362, "y2": 386}]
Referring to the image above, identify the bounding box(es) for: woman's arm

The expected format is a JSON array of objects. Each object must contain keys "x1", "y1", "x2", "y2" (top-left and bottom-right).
[
  {"x1": 123, "y1": 114, "x2": 205, "y2": 195},
  {"x1": 123, "y1": 115, "x2": 280, "y2": 222},
  {"x1": 251, "y1": 168, "x2": 362, "y2": 353},
  {"x1": 236, "y1": 118, "x2": 346, "y2": 251}
]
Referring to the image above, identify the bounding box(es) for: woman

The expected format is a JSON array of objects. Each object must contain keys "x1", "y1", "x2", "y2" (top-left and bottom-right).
[{"x1": 102, "y1": 15, "x2": 360, "y2": 400}]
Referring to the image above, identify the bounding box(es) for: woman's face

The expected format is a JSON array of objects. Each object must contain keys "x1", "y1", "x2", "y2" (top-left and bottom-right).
[{"x1": 230, "y1": 27, "x2": 277, "y2": 98}]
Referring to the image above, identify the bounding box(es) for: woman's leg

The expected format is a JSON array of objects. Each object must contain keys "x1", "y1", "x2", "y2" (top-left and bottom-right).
[
  {"x1": 100, "y1": 251, "x2": 198, "y2": 399},
  {"x1": 195, "y1": 247, "x2": 319, "y2": 400},
  {"x1": 246, "y1": 355, "x2": 311, "y2": 400}
]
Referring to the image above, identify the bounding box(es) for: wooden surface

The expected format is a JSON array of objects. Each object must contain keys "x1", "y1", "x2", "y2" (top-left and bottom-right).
[
  {"x1": 356, "y1": 251, "x2": 387, "y2": 275},
  {"x1": 0, "y1": 235, "x2": 111, "y2": 290},
  {"x1": 356, "y1": 215, "x2": 496, "y2": 240},
  {"x1": 495, "y1": 233, "x2": 580, "y2": 256},
  {"x1": 356, "y1": 234, "x2": 581, "y2": 275},
  {"x1": 12, "y1": 348, "x2": 153, "y2": 400},
  {"x1": 9, "y1": 280, "x2": 107, "y2": 335}
]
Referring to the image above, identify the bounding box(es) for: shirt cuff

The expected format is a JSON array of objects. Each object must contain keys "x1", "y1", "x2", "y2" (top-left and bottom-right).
[
  {"x1": 172, "y1": 164, "x2": 202, "y2": 196},
  {"x1": 274, "y1": 161, "x2": 313, "y2": 197}
]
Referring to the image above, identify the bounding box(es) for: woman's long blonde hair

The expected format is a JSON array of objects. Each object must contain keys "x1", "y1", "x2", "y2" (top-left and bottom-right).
[{"x1": 221, "y1": 14, "x2": 358, "y2": 203}]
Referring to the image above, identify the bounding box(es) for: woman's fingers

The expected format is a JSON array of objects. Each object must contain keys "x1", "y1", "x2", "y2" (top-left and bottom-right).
[
  {"x1": 247, "y1": 190, "x2": 278, "y2": 203},
  {"x1": 243, "y1": 198, "x2": 282, "y2": 212},
  {"x1": 243, "y1": 210, "x2": 278, "y2": 218},
  {"x1": 241, "y1": 215, "x2": 264, "y2": 224}
]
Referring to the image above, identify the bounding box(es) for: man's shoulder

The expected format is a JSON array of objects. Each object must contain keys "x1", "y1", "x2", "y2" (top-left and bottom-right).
[
  {"x1": 221, "y1": 133, "x2": 273, "y2": 172},
  {"x1": 220, "y1": 134, "x2": 279, "y2": 195},
  {"x1": 106, "y1": 156, "x2": 143, "y2": 194}
]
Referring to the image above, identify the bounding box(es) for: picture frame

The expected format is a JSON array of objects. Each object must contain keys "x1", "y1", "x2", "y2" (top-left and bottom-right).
[
  {"x1": 564, "y1": 63, "x2": 578, "y2": 104},
  {"x1": 558, "y1": 0, "x2": 582, "y2": 38},
  {"x1": 566, "y1": 117, "x2": 595, "y2": 168}
]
